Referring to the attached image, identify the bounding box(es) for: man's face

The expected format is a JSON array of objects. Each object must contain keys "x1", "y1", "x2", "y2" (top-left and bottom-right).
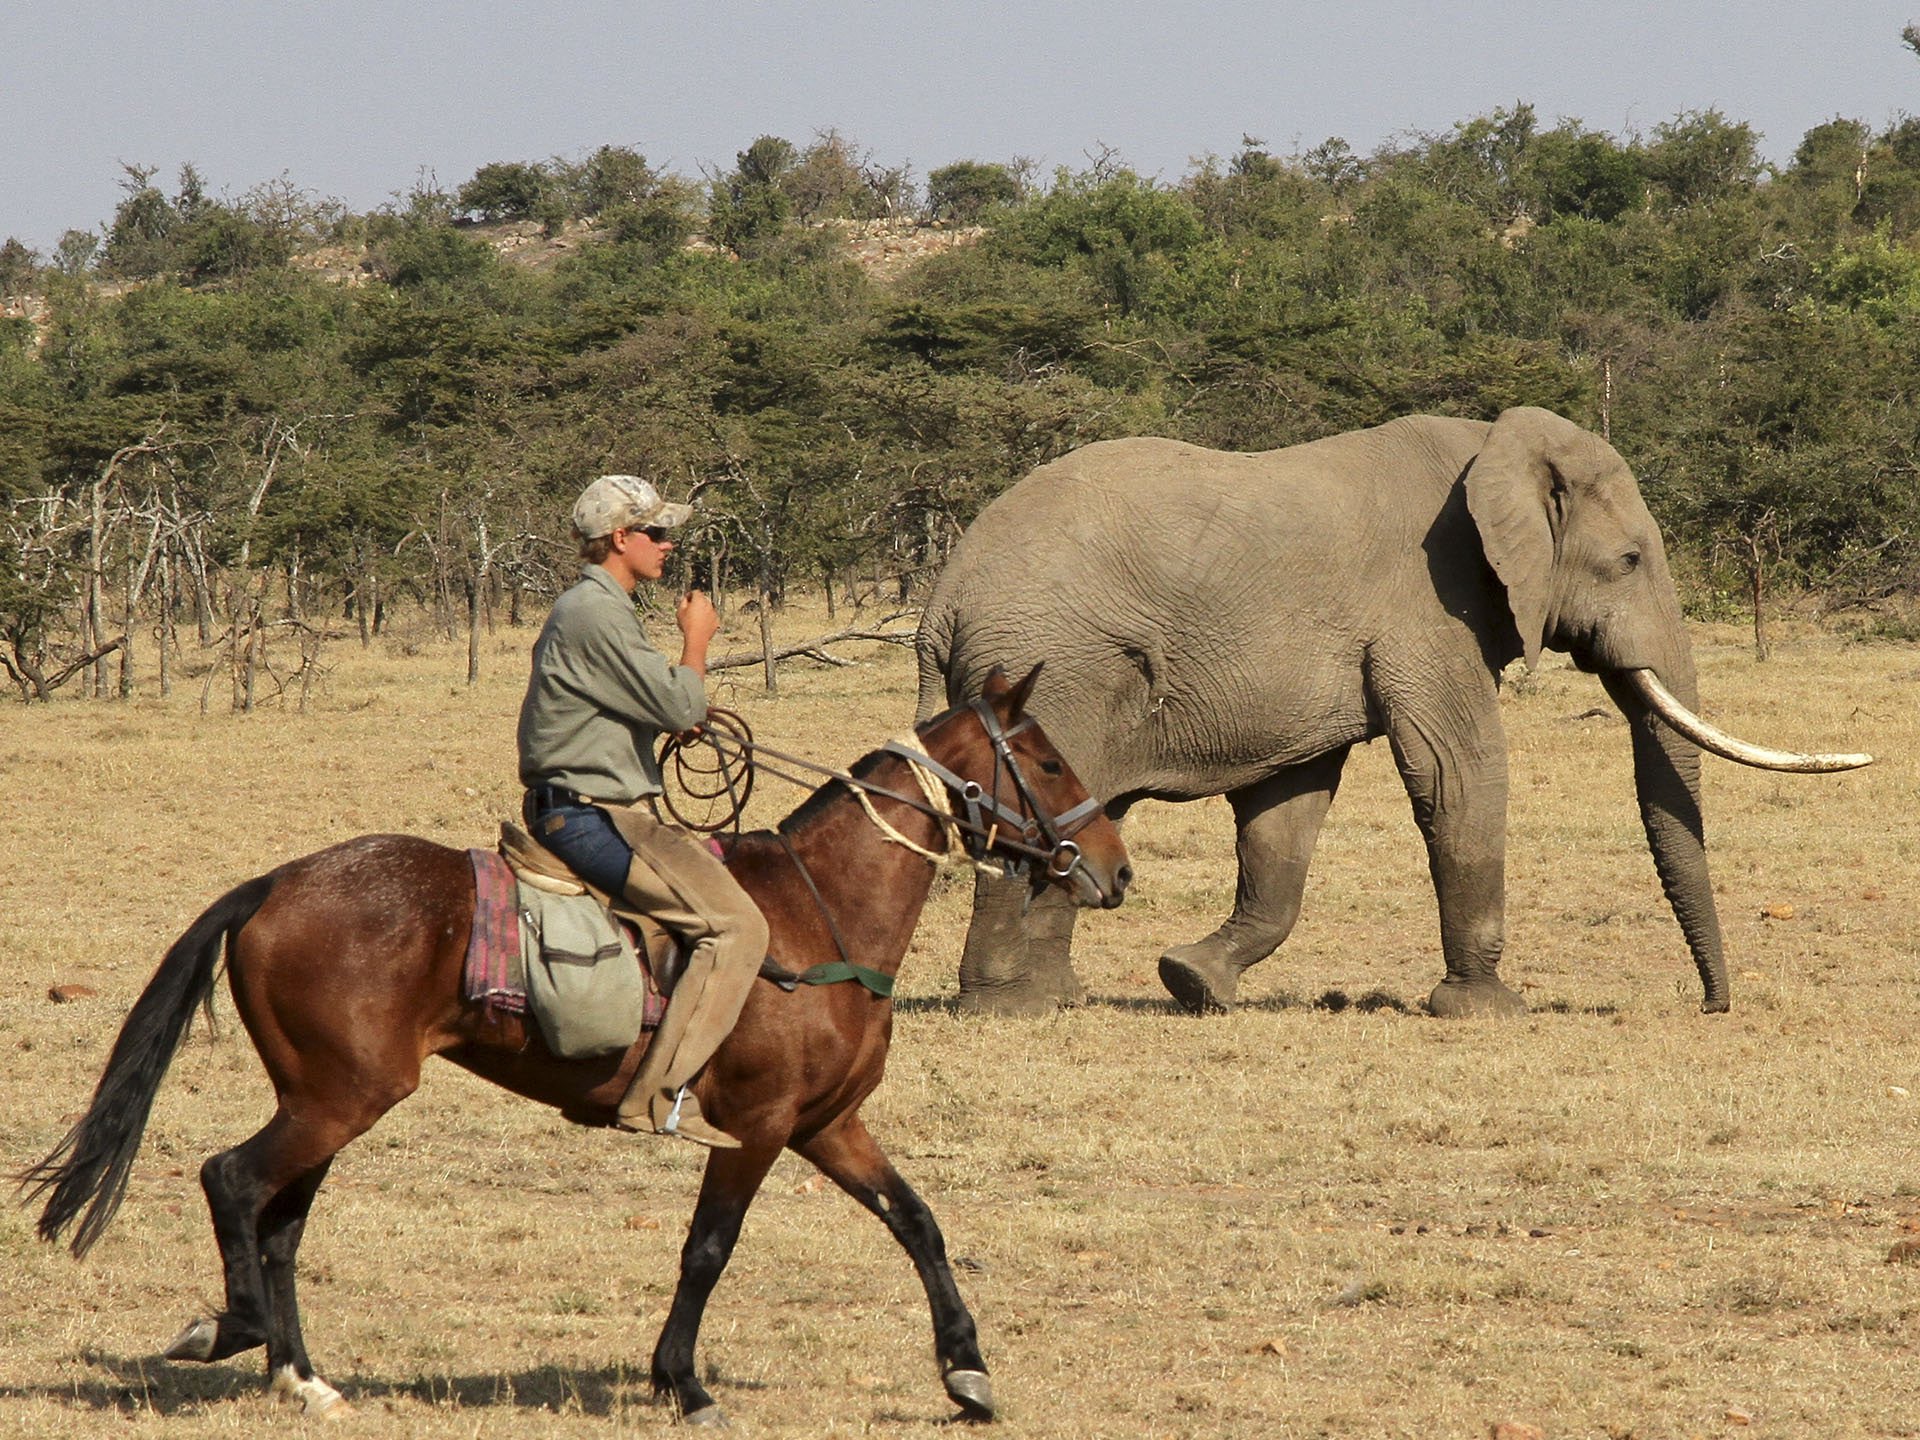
[{"x1": 610, "y1": 523, "x2": 673, "y2": 585}]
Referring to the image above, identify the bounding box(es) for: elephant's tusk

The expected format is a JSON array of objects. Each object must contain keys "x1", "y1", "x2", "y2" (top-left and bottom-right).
[{"x1": 1623, "y1": 669, "x2": 1874, "y2": 773}]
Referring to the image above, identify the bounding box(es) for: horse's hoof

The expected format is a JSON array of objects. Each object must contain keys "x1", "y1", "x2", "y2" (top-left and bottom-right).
[
  {"x1": 944, "y1": 1368, "x2": 996, "y2": 1421},
  {"x1": 682, "y1": 1403, "x2": 730, "y2": 1427},
  {"x1": 270, "y1": 1366, "x2": 352, "y2": 1418},
  {"x1": 161, "y1": 1318, "x2": 218, "y2": 1362}
]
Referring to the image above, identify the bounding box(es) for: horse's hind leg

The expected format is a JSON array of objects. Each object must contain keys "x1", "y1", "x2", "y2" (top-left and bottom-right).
[
  {"x1": 650, "y1": 1144, "x2": 780, "y2": 1425},
  {"x1": 796, "y1": 1115, "x2": 993, "y2": 1421},
  {"x1": 259, "y1": 1158, "x2": 342, "y2": 1413},
  {"x1": 166, "y1": 1105, "x2": 391, "y2": 1418}
]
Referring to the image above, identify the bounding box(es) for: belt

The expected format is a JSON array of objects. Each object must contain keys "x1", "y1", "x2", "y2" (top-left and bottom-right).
[{"x1": 524, "y1": 785, "x2": 660, "y2": 816}]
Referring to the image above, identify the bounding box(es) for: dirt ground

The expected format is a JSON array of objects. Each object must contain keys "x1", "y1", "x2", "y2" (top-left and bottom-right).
[{"x1": 1, "y1": 603, "x2": 1916, "y2": 1438}]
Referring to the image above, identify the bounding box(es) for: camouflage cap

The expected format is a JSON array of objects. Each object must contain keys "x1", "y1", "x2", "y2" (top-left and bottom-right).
[{"x1": 570, "y1": 474, "x2": 694, "y2": 539}]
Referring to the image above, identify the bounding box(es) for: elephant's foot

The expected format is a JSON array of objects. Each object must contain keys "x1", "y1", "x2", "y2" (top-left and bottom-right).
[
  {"x1": 1426, "y1": 975, "x2": 1527, "y2": 1019},
  {"x1": 955, "y1": 970, "x2": 1085, "y2": 1016},
  {"x1": 1157, "y1": 942, "x2": 1246, "y2": 1015}
]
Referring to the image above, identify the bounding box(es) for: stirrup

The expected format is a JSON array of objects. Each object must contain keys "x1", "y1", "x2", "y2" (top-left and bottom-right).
[{"x1": 661, "y1": 1086, "x2": 691, "y2": 1135}]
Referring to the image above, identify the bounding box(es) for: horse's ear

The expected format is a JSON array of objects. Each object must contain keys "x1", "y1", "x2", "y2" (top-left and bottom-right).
[
  {"x1": 1004, "y1": 663, "x2": 1043, "y2": 720},
  {"x1": 980, "y1": 665, "x2": 1011, "y2": 700}
]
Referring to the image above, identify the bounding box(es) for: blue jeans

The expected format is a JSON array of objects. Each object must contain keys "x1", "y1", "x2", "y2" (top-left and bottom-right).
[{"x1": 525, "y1": 800, "x2": 634, "y2": 896}]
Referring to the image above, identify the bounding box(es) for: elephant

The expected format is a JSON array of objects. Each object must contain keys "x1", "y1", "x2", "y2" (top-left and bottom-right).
[{"x1": 914, "y1": 407, "x2": 1871, "y2": 1018}]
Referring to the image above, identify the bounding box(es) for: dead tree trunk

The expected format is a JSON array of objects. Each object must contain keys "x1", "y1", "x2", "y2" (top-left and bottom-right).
[{"x1": 758, "y1": 591, "x2": 777, "y2": 697}]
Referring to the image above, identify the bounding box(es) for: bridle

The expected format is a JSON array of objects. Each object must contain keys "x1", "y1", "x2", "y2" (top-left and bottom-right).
[
  {"x1": 666, "y1": 700, "x2": 1104, "y2": 883},
  {"x1": 660, "y1": 698, "x2": 1106, "y2": 999},
  {"x1": 877, "y1": 697, "x2": 1103, "y2": 883}
]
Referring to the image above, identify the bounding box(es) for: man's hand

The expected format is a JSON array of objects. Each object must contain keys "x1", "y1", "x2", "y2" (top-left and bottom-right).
[{"x1": 676, "y1": 590, "x2": 718, "y2": 677}]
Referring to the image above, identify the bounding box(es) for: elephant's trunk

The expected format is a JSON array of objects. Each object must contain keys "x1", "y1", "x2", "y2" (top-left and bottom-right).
[
  {"x1": 1619, "y1": 670, "x2": 1873, "y2": 772},
  {"x1": 1599, "y1": 669, "x2": 1730, "y2": 1014}
]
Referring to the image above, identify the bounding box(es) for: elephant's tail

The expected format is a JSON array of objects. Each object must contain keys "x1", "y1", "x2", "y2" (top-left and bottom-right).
[{"x1": 913, "y1": 596, "x2": 957, "y2": 723}]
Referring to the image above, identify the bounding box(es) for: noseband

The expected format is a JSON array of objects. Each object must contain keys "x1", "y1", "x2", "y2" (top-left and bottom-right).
[{"x1": 880, "y1": 698, "x2": 1103, "y2": 882}]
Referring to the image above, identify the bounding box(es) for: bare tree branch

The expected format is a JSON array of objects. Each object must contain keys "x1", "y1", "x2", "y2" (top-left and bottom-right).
[{"x1": 708, "y1": 625, "x2": 919, "y2": 671}]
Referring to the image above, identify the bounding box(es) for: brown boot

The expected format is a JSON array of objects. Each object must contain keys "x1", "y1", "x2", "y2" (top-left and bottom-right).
[{"x1": 616, "y1": 1086, "x2": 742, "y2": 1150}]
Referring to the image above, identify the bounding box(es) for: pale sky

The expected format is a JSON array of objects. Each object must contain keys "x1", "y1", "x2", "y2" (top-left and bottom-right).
[{"x1": 3, "y1": 2, "x2": 1916, "y2": 252}]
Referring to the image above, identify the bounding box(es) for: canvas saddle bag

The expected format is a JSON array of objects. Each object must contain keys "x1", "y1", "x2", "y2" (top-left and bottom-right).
[{"x1": 498, "y1": 821, "x2": 685, "y2": 1059}]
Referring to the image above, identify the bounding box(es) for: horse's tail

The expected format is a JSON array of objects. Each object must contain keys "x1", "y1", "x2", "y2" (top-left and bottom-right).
[{"x1": 19, "y1": 872, "x2": 276, "y2": 1258}]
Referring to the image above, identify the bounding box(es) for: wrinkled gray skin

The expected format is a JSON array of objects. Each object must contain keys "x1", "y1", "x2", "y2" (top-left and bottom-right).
[{"x1": 916, "y1": 407, "x2": 1736, "y2": 1019}]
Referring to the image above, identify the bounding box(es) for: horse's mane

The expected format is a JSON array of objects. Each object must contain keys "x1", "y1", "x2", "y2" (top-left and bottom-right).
[{"x1": 750, "y1": 741, "x2": 900, "y2": 844}]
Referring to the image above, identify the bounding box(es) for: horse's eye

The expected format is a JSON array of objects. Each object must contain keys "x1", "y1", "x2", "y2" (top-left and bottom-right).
[{"x1": 1040, "y1": 759, "x2": 1064, "y2": 776}]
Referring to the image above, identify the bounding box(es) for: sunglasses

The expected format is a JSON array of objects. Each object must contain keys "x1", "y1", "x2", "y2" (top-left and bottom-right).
[{"x1": 622, "y1": 524, "x2": 672, "y2": 544}]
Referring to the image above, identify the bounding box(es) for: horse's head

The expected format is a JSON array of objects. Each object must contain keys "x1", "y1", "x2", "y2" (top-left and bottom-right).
[{"x1": 919, "y1": 664, "x2": 1132, "y2": 910}]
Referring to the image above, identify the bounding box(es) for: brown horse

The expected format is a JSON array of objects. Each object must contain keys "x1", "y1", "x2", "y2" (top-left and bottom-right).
[{"x1": 22, "y1": 666, "x2": 1131, "y2": 1426}]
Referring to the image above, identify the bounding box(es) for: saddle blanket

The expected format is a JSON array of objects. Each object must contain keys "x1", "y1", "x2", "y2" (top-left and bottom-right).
[{"x1": 463, "y1": 848, "x2": 667, "y2": 1055}]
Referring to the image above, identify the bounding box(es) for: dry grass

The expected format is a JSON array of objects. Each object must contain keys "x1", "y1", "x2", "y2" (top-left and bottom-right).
[{"x1": 3, "y1": 603, "x2": 1918, "y2": 1438}]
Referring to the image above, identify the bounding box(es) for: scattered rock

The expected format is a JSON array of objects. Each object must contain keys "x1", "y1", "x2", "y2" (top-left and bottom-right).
[
  {"x1": 622, "y1": 1214, "x2": 660, "y2": 1230},
  {"x1": 1761, "y1": 902, "x2": 1796, "y2": 921},
  {"x1": 1886, "y1": 1239, "x2": 1920, "y2": 1264},
  {"x1": 1725, "y1": 1406, "x2": 1755, "y2": 1425},
  {"x1": 1863, "y1": 888, "x2": 1886, "y2": 901},
  {"x1": 48, "y1": 983, "x2": 97, "y2": 1003},
  {"x1": 1331, "y1": 1277, "x2": 1385, "y2": 1307},
  {"x1": 794, "y1": 1173, "x2": 827, "y2": 1195},
  {"x1": 1889, "y1": 1086, "x2": 1910, "y2": 1099},
  {"x1": 1253, "y1": 1336, "x2": 1289, "y2": 1357},
  {"x1": 1490, "y1": 1422, "x2": 1545, "y2": 1440}
]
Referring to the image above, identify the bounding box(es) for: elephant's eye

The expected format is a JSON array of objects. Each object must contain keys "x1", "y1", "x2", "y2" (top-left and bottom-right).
[{"x1": 1621, "y1": 549, "x2": 1642, "y2": 574}]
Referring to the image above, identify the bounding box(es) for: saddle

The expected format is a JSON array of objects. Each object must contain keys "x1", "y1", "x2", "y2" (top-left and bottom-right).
[
  {"x1": 461, "y1": 825, "x2": 680, "y2": 1059},
  {"x1": 463, "y1": 825, "x2": 833, "y2": 1058}
]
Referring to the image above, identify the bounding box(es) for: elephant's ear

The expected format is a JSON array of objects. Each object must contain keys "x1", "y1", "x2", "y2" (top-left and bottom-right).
[{"x1": 1463, "y1": 407, "x2": 1569, "y2": 671}]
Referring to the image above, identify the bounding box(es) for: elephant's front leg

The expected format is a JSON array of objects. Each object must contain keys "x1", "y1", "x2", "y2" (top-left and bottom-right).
[
  {"x1": 956, "y1": 872, "x2": 1084, "y2": 1015},
  {"x1": 1383, "y1": 683, "x2": 1525, "y2": 1018},
  {"x1": 1159, "y1": 749, "x2": 1350, "y2": 1014}
]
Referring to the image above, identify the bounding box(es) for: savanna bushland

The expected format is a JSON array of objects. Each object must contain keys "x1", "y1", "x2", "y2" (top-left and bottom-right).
[
  {"x1": 2, "y1": 613, "x2": 1916, "y2": 1438},
  {"x1": 5, "y1": 54, "x2": 1920, "y2": 1437}
]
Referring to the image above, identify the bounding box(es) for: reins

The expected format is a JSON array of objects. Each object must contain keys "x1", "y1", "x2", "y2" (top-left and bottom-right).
[
  {"x1": 672, "y1": 705, "x2": 1100, "y2": 882},
  {"x1": 660, "y1": 698, "x2": 1103, "y2": 1002}
]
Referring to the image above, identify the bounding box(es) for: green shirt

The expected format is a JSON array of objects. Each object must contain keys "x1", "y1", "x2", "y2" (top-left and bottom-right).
[{"x1": 516, "y1": 566, "x2": 708, "y2": 803}]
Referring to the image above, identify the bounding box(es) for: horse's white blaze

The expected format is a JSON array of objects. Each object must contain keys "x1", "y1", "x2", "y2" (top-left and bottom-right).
[{"x1": 270, "y1": 1366, "x2": 352, "y2": 1418}]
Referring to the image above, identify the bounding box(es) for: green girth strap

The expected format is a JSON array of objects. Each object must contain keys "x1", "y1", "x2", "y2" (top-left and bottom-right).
[{"x1": 798, "y1": 961, "x2": 895, "y2": 998}]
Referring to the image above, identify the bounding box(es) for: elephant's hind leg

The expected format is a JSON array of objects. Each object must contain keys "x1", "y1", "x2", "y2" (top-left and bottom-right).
[{"x1": 1159, "y1": 750, "x2": 1349, "y2": 1014}]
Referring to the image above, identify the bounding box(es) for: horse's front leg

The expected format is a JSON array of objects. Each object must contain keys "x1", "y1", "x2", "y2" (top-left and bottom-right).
[
  {"x1": 796, "y1": 1114, "x2": 994, "y2": 1421},
  {"x1": 650, "y1": 1143, "x2": 780, "y2": 1426}
]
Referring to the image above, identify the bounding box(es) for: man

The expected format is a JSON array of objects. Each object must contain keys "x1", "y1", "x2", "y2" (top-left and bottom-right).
[{"x1": 517, "y1": 473, "x2": 770, "y2": 1149}]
